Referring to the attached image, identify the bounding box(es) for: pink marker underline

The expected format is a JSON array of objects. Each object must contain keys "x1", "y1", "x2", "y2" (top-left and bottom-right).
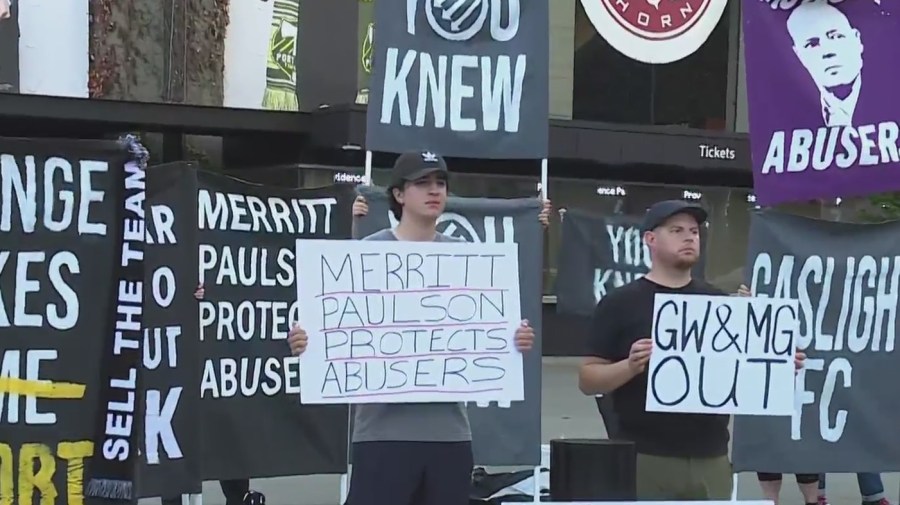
[
  {"x1": 316, "y1": 287, "x2": 508, "y2": 298},
  {"x1": 322, "y1": 321, "x2": 508, "y2": 331},
  {"x1": 322, "y1": 387, "x2": 504, "y2": 399},
  {"x1": 325, "y1": 351, "x2": 508, "y2": 362}
]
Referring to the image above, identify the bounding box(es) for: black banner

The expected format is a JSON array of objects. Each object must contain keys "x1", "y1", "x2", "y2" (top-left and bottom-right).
[
  {"x1": 555, "y1": 209, "x2": 707, "y2": 317},
  {"x1": 1, "y1": 137, "x2": 131, "y2": 505},
  {"x1": 2, "y1": 147, "x2": 359, "y2": 505},
  {"x1": 137, "y1": 162, "x2": 202, "y2": 498},
  {"x1": 85, "y1": 149, "x2": 147, "y2": 501},
  {"x1": 365, "y1": 0, "x2": 549, "y2": 159},
  {"x1": 733, "y1": 210, "x2": 900, "y2": 472},
  {"x1": 196, "y1": 170, "x2": 353, "y2": 479}
]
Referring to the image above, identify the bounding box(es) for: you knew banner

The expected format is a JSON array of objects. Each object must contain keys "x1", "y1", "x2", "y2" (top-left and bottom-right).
[
  {"x1": 732, "y1": 210, "x2": 900, "y2": 473},
  {"x1": 743, "y1": 0, "x2": 900, "y2": 205},
  {"x1": 366, "y1": 0, "x2": 549, "y2": 159}
]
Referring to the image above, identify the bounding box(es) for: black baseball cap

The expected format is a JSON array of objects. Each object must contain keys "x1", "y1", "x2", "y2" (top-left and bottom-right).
[
  {"x1": 389, "y1": 151, "x2": 449, "y2": 188},
  {"x1": 641, "y1": 200, "x2": 708, "y2": 233}
]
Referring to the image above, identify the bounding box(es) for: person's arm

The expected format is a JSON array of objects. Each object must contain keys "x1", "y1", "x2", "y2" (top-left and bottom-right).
[
  {"x1": 579, "y1": 357, "x2": 638, "y2": 395},
  {"x1": 578, "y1": 296, "x2": 646, "y2": 395}
]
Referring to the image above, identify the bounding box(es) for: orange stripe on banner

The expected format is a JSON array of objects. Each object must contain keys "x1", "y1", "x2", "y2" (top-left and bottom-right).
[{"x1": 0, "y1": 377, "x2": 86, "y2": 399}]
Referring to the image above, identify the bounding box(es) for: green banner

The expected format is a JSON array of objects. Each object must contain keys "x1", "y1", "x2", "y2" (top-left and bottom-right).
[
  {"x1": 356, "y1": 0, "x2": 374, "y2": 105},
  {"x1": 263, "y1": 0, "x2": 300, "y2": 111}
]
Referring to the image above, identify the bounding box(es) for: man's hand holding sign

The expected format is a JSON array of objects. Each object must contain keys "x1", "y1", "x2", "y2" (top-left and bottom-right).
[
  {"x1": 288, "y1": 324, "x2": 309, "y2": 356},
  {"x1": 513, "y1": 320, "x2": 535, "y2": 352},
  {"x1": 628, "y1": 338, "x2": 654, "y2": 374}
]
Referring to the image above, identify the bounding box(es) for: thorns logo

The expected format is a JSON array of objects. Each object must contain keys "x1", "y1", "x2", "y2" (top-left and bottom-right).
[{"x1": 579, "y1": 0, "x2": 728, "y2": 64}]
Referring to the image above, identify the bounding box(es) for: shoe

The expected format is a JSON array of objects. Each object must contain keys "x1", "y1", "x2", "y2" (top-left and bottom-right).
[
  {"x1": 818, "y1": 496, "x2": 829, "y2": 505},
  {"x1": 242, "y1": 491, "x2": 265, "y2": 505},
  {"x1": 862, "y1": 499, "x2": 890, "y2": 505}
]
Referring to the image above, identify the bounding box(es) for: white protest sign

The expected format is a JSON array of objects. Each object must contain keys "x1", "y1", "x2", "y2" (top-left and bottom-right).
[
  {"x1": 646, "y1": 294, "x2": 798, "y2": 416},
  {"x1": 295, "y1": 238, "x2": 524, "y2": 404}
]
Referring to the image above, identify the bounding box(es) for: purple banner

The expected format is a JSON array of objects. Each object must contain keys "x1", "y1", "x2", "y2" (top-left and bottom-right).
[{"x1": 743, "y1": 0, "x2": 900, "y2": 206}]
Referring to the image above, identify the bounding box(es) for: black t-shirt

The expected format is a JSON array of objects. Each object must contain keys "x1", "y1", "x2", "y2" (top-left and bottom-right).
[{"x1": 587, "y1": 277, "x2": 731, "y2": 458}]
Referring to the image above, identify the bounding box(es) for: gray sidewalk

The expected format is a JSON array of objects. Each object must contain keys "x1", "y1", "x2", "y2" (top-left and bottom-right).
[{"x1": 139, "y1": 359, "x2": 898, "y2": 505}]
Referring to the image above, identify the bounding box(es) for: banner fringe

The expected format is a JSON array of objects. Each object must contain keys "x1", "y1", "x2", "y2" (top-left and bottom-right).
[
  {"x1": 262, "y1": 87, "x2": 298, "y2": 111},
  {"x1": 85, "y1": 478, "x2": 133, "y2": 500}
]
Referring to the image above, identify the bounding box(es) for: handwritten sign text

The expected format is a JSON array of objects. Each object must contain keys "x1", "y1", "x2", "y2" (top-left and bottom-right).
[
  {"x1": 646, "y1": 294, "x2": 798, "y2": 416},
  {"x1": 295, "y1": 238, "x2": 524, "y2": 404}
]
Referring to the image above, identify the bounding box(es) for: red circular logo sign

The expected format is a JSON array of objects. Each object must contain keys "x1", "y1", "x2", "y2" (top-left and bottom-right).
[{"x1": 600, "y1": 0, "x2": 713, "y2": 40}]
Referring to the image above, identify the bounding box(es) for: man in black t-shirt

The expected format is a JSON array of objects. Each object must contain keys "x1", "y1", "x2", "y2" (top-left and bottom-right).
[{"x1": 577, "y1": 200, "x2": 802, "y2": 500}]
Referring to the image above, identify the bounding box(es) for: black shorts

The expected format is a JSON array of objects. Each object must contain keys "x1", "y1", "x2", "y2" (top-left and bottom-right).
[
  {"x1": 347, "y1": 441, "x2": 473, "y2": 505},
  {"x1": 757, "y1": 473, "x2": 818, "y2": 484}
]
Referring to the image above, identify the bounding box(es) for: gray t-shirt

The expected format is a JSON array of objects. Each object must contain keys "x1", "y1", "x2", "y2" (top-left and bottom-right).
[{"x1": 351, "y1": 228, "x2": 472, "y2": 443}]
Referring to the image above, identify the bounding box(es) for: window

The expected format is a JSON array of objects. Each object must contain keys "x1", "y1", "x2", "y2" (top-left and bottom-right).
[
  {"x1": 298, "y1": 167, "x2": 542, "y2": 199},
  {"x1": 448, "y1": 173, "x2": 541, "y2": 199},
  {"x1": 571, "y1": 2, "x2": 732, "y2": 129},
  {"x1": 296, "y1": 165, "x2": 391, "y2": 189}
]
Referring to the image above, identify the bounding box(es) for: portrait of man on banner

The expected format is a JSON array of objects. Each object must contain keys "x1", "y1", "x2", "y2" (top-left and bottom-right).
[
  {"x1": 780, "y1": 0, "x2": 897, "y2": 130},
  {"x1": 786, "y1": 1, "x2": 870, "y2": 127},
  {"x1": 741, "y1": 0, "x2": 900, "y2": 206}
]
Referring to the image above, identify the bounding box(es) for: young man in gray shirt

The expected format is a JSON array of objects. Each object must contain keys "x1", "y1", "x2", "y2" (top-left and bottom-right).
[{"x1": 287, "y1": 151, "x2": 536, "y2": 505}]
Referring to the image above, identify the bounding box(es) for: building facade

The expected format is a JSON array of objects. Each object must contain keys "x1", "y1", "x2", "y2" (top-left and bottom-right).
[
  {"x1": 0, "y1": 0, "x2": 830, "y2": 355},
  {"x1": 293, "y1": 0, "x2": 760, "y2": 354}
]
